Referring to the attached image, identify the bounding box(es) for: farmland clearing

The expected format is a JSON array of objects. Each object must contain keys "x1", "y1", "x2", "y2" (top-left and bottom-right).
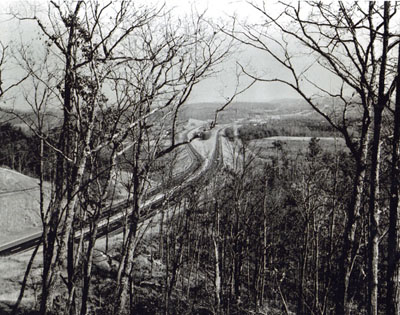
[{"x1": 249, "y1": 136, "x2": 347, "y2": 161}]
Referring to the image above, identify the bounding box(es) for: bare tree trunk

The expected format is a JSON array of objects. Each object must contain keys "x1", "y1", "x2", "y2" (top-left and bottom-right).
[
  {"x1": 367, "y1": 4, "x2": 390, "y2": 315},
  {"x1": 40, "y1": 174, "x2": 65, "y2": 314},
  {"x1": 313, "y1": 213, "x2": 320, "y2": 312},
  {"x1": 11, "y1": 241, "x2": 40, "y2": 315},
  {"x1": 39, "y1": 4, "x2": 84, "y2": 313},
  {"x1": 213, "y1": 202, "x2": 221, "y2": 314},
  {"x1": 260, "y1": 182, "x2": 268, "y2": 309},
  {"x1": 298, "y1": 220, "x2": 309, "y2": 314},
  {"x1": 386, "y1": 31, "x2": 400, "y2": 315},
  {"x1": 80, "y1": 222, "x2": 98, "y2": 315},
  {"x1": 114, "y1": 211, "x2": 139, "y2": 315},
  {"x1": 335, "y1": 161, "x2": 366, "y2": 315},
  {"x1": 368, "y1": 139, "x2": 382, "y2": 315},
  {"x1": 114, "y1": 148, "x2": 142, "y2": 315}
]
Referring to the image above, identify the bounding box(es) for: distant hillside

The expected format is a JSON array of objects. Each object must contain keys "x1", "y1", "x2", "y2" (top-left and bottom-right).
[
  {"x1": 0, "y1": 108, "x2": 62, "y2": 134},
  {"x1": 184, "y1": 99, "x2": 311, "y2": 112},
  {"x1": 180, "y1": 99, "x2": 315, "y2": 122},
  {"x1": 181, "y1": 98, "x2": 360, "y2": 123}
]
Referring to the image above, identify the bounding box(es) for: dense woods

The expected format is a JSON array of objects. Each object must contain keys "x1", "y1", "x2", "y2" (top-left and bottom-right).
[
  {"x1": 154, "y1": 138, "x2": 354, "y2": 314},
  {"x1": 0, "y1": 1, "x2": 400, "y2": 315}
]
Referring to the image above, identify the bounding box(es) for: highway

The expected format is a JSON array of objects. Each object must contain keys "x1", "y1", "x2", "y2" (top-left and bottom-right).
[{"x1": 0, "y1": 129, "x2": 224, "y2": 257}]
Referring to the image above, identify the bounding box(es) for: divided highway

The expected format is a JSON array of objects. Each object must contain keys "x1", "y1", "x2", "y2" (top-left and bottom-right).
[{"x1": 0, "y1": 129, "x2": 224, "y2": 257}]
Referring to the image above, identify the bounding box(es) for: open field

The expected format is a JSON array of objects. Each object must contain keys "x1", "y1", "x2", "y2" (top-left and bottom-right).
[{"x1": 249, "y1": 136, "x2": 347, "y2": 161}]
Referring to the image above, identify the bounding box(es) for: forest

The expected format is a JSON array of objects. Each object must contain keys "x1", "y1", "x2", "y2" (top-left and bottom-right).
[{"x1": 0, "y1": 1, "x2": 399, "y2": 315}]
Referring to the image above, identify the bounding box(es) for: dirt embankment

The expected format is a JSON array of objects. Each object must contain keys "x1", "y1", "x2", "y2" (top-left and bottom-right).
[{"x1": 0, "y1": 168, "x2": 46, "y2": 244}]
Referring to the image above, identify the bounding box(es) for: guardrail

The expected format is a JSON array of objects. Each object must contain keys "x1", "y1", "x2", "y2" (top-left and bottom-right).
[{"x1": 0, "y1": 231, "x2": 42, "y2": 256}]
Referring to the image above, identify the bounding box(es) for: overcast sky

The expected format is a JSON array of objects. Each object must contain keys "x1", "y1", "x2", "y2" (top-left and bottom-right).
[
  {"x1": 166, "y1": 0, "x2": 302, "y2": 103},
  {"x1": 0, "y1": 0, "x2": 312, "y2": 107}
]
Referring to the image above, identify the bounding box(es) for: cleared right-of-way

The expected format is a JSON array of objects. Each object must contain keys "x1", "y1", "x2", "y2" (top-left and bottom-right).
[{"x1": 0, "y1": 127, "x2": 224, "y2": 257}]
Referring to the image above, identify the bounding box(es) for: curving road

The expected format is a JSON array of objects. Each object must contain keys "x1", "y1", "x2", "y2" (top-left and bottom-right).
[{"x1": 0, "y1": 129, "x2": 224, "y2": 257}]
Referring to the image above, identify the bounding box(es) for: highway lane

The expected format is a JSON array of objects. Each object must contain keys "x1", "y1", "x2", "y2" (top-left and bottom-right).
[{"x1": 0, "y1": 129, "x2": 224, "y2": 257}]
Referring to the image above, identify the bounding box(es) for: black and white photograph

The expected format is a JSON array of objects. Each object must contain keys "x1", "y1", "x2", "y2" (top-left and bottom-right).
[{"x1": 0, "y1": 0, "x2": 399, "y2": 314}]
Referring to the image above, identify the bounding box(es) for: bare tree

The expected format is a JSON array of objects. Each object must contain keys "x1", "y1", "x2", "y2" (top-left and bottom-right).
[
  {"x1": 0, "y1": 42, "x2": 29, "y2": 99},
  {"x1": 0, "y1": 42, "x2": 6, "y2": 98},
  {"x1": 109, "y1": 12, "x2": 236, "y2": 314},
  {"x1": 366, "y1": 4, "x2": 391, "y2": 314},
  {"x1": 229, "y1": 1, "x2": 399, "y2": 314},
  {"x1": 0, "y1": 38, "x2": 35, "y2": 315},
  {"x1": 9, "y1": 1, "x2": 237, "y2": 314},
  {"x1": 387, "y1": 37, "x2": 400, "y2": 315}
]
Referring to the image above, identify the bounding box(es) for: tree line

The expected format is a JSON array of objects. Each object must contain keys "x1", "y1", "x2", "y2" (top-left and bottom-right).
[{"x1": 224, "y1": 118, "x2": 340, "y2": 142}]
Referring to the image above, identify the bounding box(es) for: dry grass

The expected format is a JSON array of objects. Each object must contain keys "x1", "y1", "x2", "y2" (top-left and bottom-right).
[{"x1": 0, "y1": 250, "x2": 42, "y2": 313}]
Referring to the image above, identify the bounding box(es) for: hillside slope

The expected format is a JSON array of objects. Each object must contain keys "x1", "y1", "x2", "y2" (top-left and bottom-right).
[{"x1": 0, "y1": 168, "x2": 46, "y2": 244}]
